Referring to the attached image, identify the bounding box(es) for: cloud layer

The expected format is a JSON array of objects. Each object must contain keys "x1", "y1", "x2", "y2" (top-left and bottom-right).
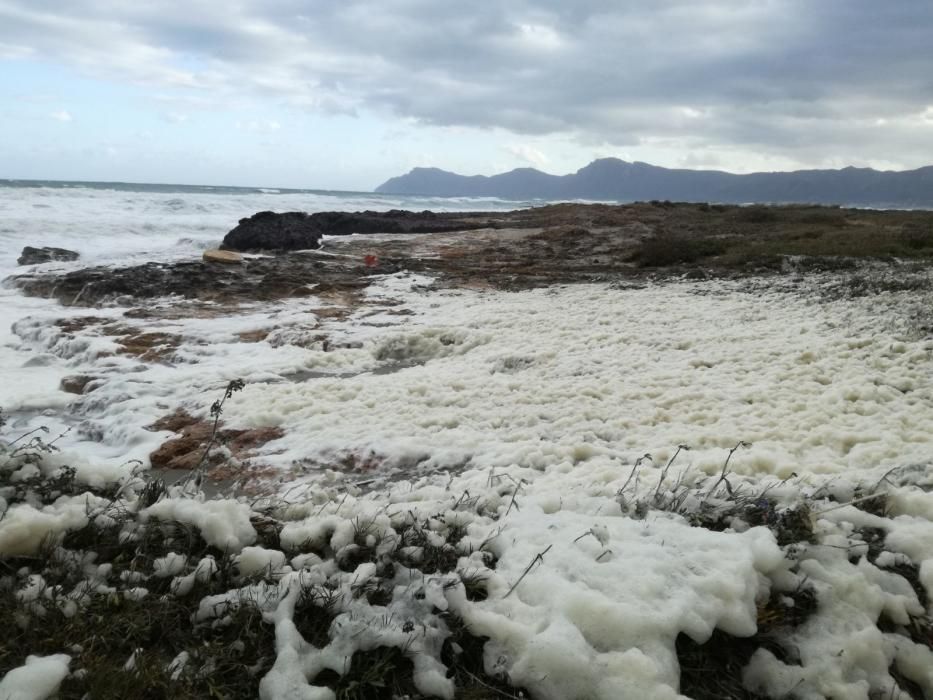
[{"x1": 2, "y1": 0, "x2": 933, "y2": 171}]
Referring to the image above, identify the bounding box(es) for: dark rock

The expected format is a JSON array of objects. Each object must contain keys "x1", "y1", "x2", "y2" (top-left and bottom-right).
[
  {"x1": 9, "y1": 256, "x2": 372, "y2": 306},
  {"x1": 18, "y1": 246, "x2": 80, "y2": 265},
  {"x1": 221, "y1": 209, "x2": 493, "y2": 252},
  {"x1": 222, "y1": 211, "x2": 324, "y2": 252},
  {"x1": 299, "y1": 209, "x2": 491, "y2": 236},
  {"x1": 60, "y1": 375, "x2": 99, "y2": 395}
]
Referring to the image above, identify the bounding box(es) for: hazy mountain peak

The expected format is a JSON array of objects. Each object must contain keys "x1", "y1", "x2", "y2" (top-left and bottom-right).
[{"x1": 375, "y1": 158, "x2": 933, "y2": 207}]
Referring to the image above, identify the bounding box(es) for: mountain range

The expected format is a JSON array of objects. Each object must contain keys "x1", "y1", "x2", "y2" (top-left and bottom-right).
[{"x1": 375, "y1": 158, "x2": 933, "y2": 207}]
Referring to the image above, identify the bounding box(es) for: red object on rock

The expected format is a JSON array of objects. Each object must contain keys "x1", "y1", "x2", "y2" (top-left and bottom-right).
[{"x1": 364, "y1": 254, "x2": 379, "y2": 268}]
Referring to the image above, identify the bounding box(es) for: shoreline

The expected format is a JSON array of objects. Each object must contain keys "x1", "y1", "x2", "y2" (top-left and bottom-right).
[
  {"x1": 10, "y1": 201, "x2": 933, "y2": 306},
  {"x1": 4, "y1": 201, "x2": 933, "y2": 491}
]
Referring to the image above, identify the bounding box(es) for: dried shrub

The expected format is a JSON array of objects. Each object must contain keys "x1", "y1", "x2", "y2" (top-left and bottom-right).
[{"x1": 632, "y1": 234, "x2": 729, "y2": 267}]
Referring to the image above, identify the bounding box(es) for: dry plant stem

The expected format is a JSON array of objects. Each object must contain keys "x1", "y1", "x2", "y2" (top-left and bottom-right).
[
  {"x1": 654, "y1": 444, "x2": 690, "y2": 502},
  {"x1": 617, "y1": 461, "x2": 641, "y2": 495},
  {"x1": 333, "y1": 492, "x2": 350, "y2": 515},
  {"x1": 9, "y1": 426, "x2": 48, "y2": 447},
  {"x1": 46, "y1": 425, "x2": 73, "y2": 449},
  {"x1": 705, "y1": 441, "x2": 751, "y2": 497},
  {"x1": 505, "y1": 482, "x2": 524, "y2": 516},
  {"x1": 873, "y1": 466, "x2": 900, "y2": 491},
  {"x1": 178, "y1": 378, "x2": 245, "y2": 489},
  {"x1": 814, "y1": 492, "x2": 892, "y2": 516},
  {"x1": 504, "y1": 544, "x2": 553, "y2": 599}
]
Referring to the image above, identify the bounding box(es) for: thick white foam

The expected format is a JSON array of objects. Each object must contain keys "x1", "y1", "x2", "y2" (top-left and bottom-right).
[
  {"x1": 0, "y1": 185, "x2": 517, "y2": 466},
  {"x1": 213, "y1": 275, "x2": 933, "y2": 483}
]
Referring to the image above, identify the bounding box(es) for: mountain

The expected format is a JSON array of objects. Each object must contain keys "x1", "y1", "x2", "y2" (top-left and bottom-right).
[{"x1": 375, "y1": 158, "x2": 933, "y2": 207}]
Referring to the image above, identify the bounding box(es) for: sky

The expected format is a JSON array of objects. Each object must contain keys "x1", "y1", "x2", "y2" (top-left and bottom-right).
[{"x1": 1, "y1": 0, "x2": 932, "y2": 190}]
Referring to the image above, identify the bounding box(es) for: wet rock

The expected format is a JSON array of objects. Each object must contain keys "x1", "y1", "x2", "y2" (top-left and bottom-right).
[
  {"x1": 148, "y1": 409, "x2": 284, "y2": 470},
  {"x1": 221, "y1": 209, "x2": 494, "y2": 252},
  {"x1": 18, "y1": 246, "x2": 80, "y2": 265},
  {"x1": 150, "y1": 434, "x2": 208, "y2": 469},
  {"x1": 10, "y1": 226, "x2": 410, "y2": 307},
  {"x1": 237, "y1": 329, "x2": 270, "y2": 343},
  {"x1": 60, "y1": 375, "x2": 99, "y2": 395},
  {"x1": 221, "y1": 211, "x2": 324, "y2": 252},
  {"x1": 229, "y1": 427, "x2": 285, "y2": 452},
  {"x1": 300, "y1": 209, "x2": 494, "y2": 236},
  {"x1": 114, "y1": 329, "x2": 181, "y2": 362},
  {"x1": 147, "y1": 409, "x2": 200, "y2": 433},
  {"x1": 9, "y1": 258, "x2": 364, "y2": 306}
]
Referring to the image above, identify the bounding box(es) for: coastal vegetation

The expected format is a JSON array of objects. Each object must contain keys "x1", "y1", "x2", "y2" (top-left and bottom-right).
[{"x1": 3, "y1": 390, "x2": 932, "y2": 698}]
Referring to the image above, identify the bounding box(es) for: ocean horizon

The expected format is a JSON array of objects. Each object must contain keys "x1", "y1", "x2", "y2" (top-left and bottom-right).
[{"x1": 0, "y1": 176, "x2": 386, "y2": 198}]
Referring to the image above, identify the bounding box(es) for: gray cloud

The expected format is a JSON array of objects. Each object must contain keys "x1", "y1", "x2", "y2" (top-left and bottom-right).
[{"x1": 2, "y1": 0, "x2": 932, "y2": 169}]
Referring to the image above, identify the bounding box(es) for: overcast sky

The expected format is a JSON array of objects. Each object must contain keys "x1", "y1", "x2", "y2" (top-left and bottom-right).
[{"x1": 1, "y1": 1, "x2": 932, "y2": 190}]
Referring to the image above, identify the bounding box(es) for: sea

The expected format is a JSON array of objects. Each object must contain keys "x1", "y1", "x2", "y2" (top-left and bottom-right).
[{"x1": 0, "y1": 179, "x2": 525, "y2": 468}]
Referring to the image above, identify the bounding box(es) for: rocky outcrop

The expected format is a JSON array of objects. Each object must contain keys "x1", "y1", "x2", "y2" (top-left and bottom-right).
[
  {"x1": 9, "y1": 256, "x2": 378, "y2": 306},
  {"x1": 221, "y1": 211, "x2": 325, "y2": 252},
  {"x1": 18, "y1": 246, "x2": 80, "y2": 265},
  {"x1": 221, "y1": 209, "x2": 495, "y2": 252},
  {"x1": 17, "y1": 203, "x2": 933, "y2": 307}
]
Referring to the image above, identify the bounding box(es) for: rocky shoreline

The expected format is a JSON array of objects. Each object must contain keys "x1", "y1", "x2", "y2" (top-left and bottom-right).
[{"x1": 11, "y1": 201, "x2": 933, "y2": 309}]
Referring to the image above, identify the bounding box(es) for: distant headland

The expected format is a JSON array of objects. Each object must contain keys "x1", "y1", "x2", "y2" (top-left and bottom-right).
[{"x1": 376, "y1": 158, "x2": 933, "y2": 208}]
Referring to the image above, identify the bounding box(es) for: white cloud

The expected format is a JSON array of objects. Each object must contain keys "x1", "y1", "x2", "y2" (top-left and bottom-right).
[
  {"x1": 3, "y1": 1, "x2": 933, "y2": 170},
  {"x1": 162, "y1": 112, "x2": 188, "y2": 123},
  {"x1": 0, "y1": 40, "x2": 33, "y2": 59},
  {"x1": 49, "y1": 109, "x2": 72, "y2": 122},
  {"x1": 505, "y1": 143, "x2": 549, "y2": 168},
  {"x1": 680, "y1": 151, "x2": 722, "y2": 169},
  {"x1": 515, "y1": 23, "x2": 564, "y2": 52}
]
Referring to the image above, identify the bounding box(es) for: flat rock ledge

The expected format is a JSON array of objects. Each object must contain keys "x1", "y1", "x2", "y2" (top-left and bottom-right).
[
  {"x1": 18, "y1": 246, "x2": 80, "y2": 265},
  {"x1": 220, "y1": 209, "x2": 496, "y2": 252}
]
